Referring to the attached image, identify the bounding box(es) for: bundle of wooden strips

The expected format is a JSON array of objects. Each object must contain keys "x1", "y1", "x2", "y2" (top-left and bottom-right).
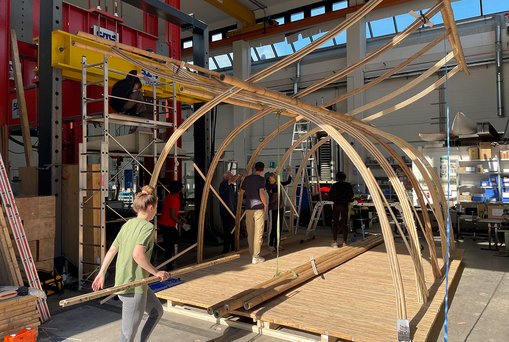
[{"x1": 0, "y1": 295, "x2": 39, "y2": 338}]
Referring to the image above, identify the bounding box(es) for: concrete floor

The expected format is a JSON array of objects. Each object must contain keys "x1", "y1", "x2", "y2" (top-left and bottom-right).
[{"x1": 37, "y1": 231, "x2": 508, "y2": 342}]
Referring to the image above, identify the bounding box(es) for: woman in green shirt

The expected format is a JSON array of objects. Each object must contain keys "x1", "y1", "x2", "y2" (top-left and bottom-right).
[{"x1": 92, "y1": 185, "x2": 169, "y2": 341}]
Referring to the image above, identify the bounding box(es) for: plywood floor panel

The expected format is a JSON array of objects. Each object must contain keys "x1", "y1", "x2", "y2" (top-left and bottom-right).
[{"x1": 157, "y1": 234, "x2": 462, "y2": 341}]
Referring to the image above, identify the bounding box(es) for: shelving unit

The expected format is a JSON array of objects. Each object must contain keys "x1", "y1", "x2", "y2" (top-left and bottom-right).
[
  {"x1": 457, "y1": 159, "x2": 509, "y2": 204},
  {"x1": 366, "y1": 159, "x2": 412, "y2": 201}
]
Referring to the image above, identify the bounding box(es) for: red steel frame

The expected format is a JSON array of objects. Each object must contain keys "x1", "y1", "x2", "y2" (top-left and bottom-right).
[{"x1": 4, "y1": 0, "x2": 182, "y2": 165}]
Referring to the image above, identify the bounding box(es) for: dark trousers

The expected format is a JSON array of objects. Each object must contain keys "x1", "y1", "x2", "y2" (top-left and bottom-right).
[
  {"x1": 332, "y1": 203, "x2": 349, "y2": 243},
  {"x1": 160, "y1": 225, "x2": 179, "y2": 260},
  {"x1": 221, "y1": 214, "x2": 235, "y2": 253},
  {"x1": 269, "y1": 208, "x2": 284, "y2": 247}
]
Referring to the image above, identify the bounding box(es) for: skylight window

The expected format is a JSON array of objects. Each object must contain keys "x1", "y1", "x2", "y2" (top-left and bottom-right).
[
  {"x1": 208, "y1": 57, "x2": 217, "y2": 70},
  {"x1": 394, "y1": 13, "x2": 415, "y2": 32},
  {"x1": 214, "y1": 54, "x2": 232, "y2": 68},
  {"x1": 334, "y1": 31, "x2": 346, "y2": 45},
  {"x1": 292, "y1": 35, "x2": 311, "y2": 51},
  {"x1": 183, "y1": 40, "x2": 192, "y2": 49},
  {"x1": 211, "y1": 33, "x2": 223, "y2": 42},
  {"x1": 369, "y1": 17, "x2": 396, "y2": 37},
  {"x1": 250, "y1": 48, "x2": 259, "y2": 62},
  {"x1": 291, "y1": 11, "x2": 304, "y2": 22},
  {"x1": 451, "y1": 0, "x2": 481, "y2": 21},
  {"x1": 255, "y1": 45, "x2": 276, "y2": 60},
  {"x1": 274, "y1": 17, "x2": 285, "y2": 25},
  {"x1": 312, "y1": 32, "x2": 335, "y2": 48},
  {"x1": 332, "y1": 1, "x2": 348, "y2": 11},
  {"x1": 311, "y1": 6, "x2": 326, "y2": 17},
  {"x1": 482, "y1": 0, "x2": 509, "y2": 15},
  {"x1": 273, "y1": 39, "x2": 294, "y2": 57}
]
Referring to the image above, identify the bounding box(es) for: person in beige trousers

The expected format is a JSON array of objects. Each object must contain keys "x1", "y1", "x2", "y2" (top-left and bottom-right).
[{"x1": 241, "y1": 161, "x2": 267, "y2": 264}]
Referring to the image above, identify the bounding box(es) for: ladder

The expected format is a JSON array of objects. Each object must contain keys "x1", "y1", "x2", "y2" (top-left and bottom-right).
[
  {"x1": 289, "y1": 121, "x2": 313, "y2": 229},
  {"x1": 0, "y1": 154, "x2": 51, "y2": 322},
  {"x1": 303, "y1": 201, "x2": 333, "y2": 242}
]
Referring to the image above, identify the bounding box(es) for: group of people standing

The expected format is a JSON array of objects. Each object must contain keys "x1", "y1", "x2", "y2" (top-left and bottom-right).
[{"x1": 92, "y1": 164, "x2": 353, "y2": 341}]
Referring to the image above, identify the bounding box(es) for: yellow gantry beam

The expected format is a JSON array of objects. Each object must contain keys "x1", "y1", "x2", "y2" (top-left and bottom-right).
[
  {"x1": 204, "y1": 0, "x2": 256, "y2": 27},
  {"x1": 50, "y1": 30, "x2": 204, "y2": 104}
]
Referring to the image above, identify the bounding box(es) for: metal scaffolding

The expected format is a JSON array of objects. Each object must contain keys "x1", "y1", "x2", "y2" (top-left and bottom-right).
[{"x1": 78, "y1": 55, "x2": 178, "y2": 288}]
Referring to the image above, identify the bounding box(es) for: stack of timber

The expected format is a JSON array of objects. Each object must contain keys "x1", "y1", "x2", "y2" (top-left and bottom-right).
[
  {"x1": 15, "y1": 196, "x2": 56, "y2": 273},
  {"x1": 0, "y1": 295, "x2": 39, "y2": 338},
  {"x1": 0, "y1": 208, "x2": 23, "y2": 287}
]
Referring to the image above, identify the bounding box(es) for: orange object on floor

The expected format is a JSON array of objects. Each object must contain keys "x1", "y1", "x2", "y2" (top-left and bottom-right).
[{"x1": 3, "y1": 328, "x2": 37, "y2": 342}]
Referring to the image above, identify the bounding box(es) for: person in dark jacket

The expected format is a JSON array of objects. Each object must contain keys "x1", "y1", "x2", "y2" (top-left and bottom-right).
[
  {"x1": 328, "y1": 171, "x2": 354, "y2": 248},
  {"x1": 218, "y1": 171, "x2": 240, "y2": 253},
  {"x1": 110, "y1": 70, "x2": 146, "y2": 116},
  {"x1": 266, "y1": 172, "x2": 292, "y2": 252}
]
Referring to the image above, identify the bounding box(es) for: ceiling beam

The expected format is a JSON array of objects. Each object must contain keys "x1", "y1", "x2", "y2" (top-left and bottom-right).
[{"x1": 204, "y1": 0, "x2": 256, "y2": 27}]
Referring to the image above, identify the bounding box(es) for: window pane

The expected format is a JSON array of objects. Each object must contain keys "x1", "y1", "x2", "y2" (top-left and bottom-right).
[
  {"x1": 250, "y1": 48, "x2": 259, "y2": 62},
  {"x1": 208, "y1": 57, "x2": 217, "y2": 70},
  {"x1": 211, "y1": 33, "x2": 222, "y2": 42},
  {"x1": 334, "y1": 31, "x2": 346, "y2": 45},
  {"x1": 332, "y1": 1, "x2": 348, "y2": 11},
  {"x1": 292, "y1": 35, "x2": 311, "y2": 51},
  {"x1": 183, "y1": 40, "x2": 192, "y2": 49},
  {"x1": 394, "y1": 13, "x2": 415, "y2": 32},
  {"x1": 313, "y1": 32, "x2": 335, "y2": 48},
  {"x1": 214, "y1": 54, "x2": 231, "y2": 68},
  {"x1": 255, "y1": 45, "x2": 275, "y2": 60},
  {"x1": 429, "y1": 11, "x2": 443, "y2": 26},
  {"x1": 482, "y1": 0, "x2": 509, "y2": 15},
  {"x1": 291, "y1": 11, "x2": 304, "y2": 22},
  {"x1": 273, "y1": 39, "x2": 294, "y2": 57},
  {"x1": 451, "y1": 0, "x2": 481, "y2": 20},
  {"x1": 369, "y1": 17, "x2": 396, "y2": 37},
  {"x1": 274, "y1": 17, "x2": 285, "y2": 25},
  {"x1": 311, "y1": 6, "x2": 325, "y2": 16}
]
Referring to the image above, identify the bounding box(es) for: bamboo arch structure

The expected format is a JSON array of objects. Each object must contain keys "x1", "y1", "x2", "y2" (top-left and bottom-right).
[{"x1": 69, "y1": 0, "x2": 466, "y2": 325}]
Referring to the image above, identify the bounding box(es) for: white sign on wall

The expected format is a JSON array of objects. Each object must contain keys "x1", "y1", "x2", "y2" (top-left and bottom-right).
[
  {"x1": 93, "y1": 25, "x2": 119, "y2": 42},
  {"x1": 12, "y1": 98, "x2": 19, "y2": 119}
]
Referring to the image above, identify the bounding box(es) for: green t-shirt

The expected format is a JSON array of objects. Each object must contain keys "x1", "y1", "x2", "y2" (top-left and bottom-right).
[{"x1": 112, "y1": 218, "x2": 155, "y2": 294}]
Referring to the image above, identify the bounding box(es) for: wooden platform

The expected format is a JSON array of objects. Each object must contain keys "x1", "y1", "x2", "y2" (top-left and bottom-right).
[{"x1": 156, "y1": 235, "x2": 463, "y2": 341}]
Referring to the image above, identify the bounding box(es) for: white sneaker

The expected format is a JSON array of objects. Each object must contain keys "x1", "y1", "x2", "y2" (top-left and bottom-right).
[
  {"x1": 331, "y1": 242, "x2": 338, "y2": 249},
  {"x1": 252, "y1": 256, "x2": 265, "y2": 264}
]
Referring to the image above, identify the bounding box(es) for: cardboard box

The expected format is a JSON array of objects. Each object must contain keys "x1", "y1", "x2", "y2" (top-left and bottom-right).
[
  {"x1": 479, "y1": 142, "x2": 492, "y2": 160},
  {"x1": 487, "y1": 204, "x2": 506, "y2": 218},
  {"x1": 468, "y1": 146, "x2": 479, "y2": 160},
  {"x1": 500, "y1": 149, "x2": 509, "y2": 160}
]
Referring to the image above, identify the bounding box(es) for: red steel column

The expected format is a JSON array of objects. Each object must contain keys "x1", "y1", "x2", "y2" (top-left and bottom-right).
[{"x1": 0, "y1": 0, "x2": 10, "y2": 125}]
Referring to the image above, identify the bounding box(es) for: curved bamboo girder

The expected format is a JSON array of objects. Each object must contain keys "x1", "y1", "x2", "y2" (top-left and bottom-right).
[
  {"x1": 308, "y1": 115, "x2": 428, "y2": 302},
  {"x1": 236, "y1": 89, "x2": 422, "y2": 314},
  {"x1": 354, "y1": 121, "x2": 454, "y2": 259},
  {"x1": 297, "y1": 2, "x2": 444, "y2": 98},
  {"x1": 351, "y1": 123, "x2": 441, "y2": 278},
  {"x1": 322, "y1": 34, "x2": 446, "y2": 108},
  {"x1": 362, "y1": 65, "x2": 461, "y2": 122},
  {"x1": 247, "y1": 0, "x2": 384, "y2": 83},
  {"x1": 349, "y1": 51, "x2": 455, "y2": 117},
  {"x1": 197, "y1": 109, "x2": 279, "y2": 262},
  {"x1": 441, "y1": 0, "x2": 469, "y2": 75}
]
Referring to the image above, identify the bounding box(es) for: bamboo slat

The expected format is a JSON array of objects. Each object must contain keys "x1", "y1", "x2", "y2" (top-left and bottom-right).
[{"x1": 59, "y1": 254, "x2": 239, "y2": 307}]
